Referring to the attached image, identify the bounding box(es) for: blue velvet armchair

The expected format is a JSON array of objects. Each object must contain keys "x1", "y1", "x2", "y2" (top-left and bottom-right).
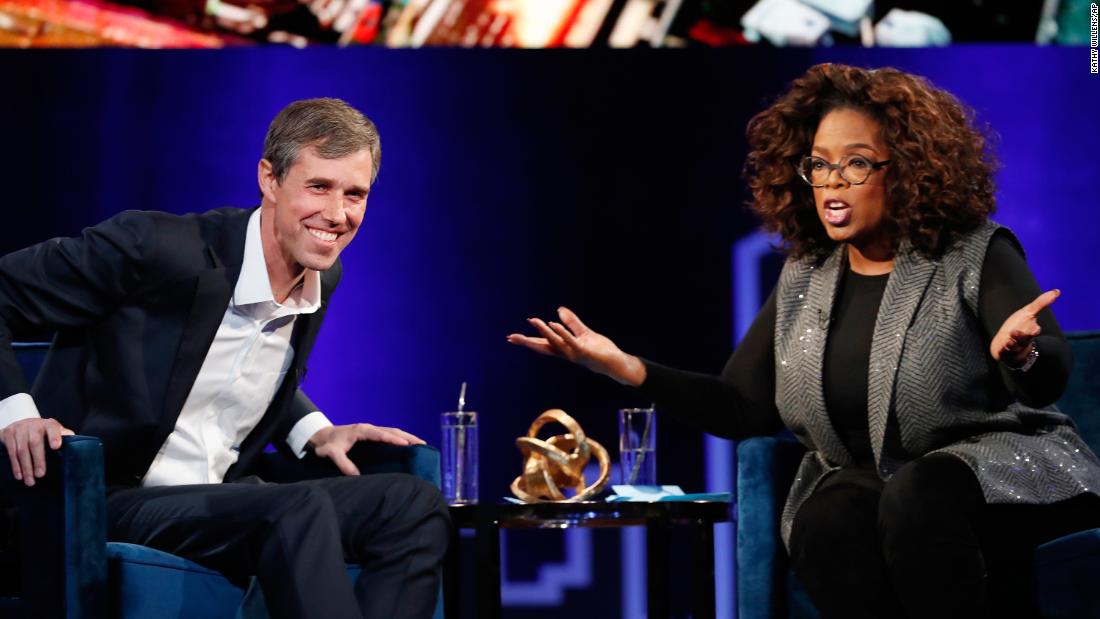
[
  {"x1": 736, "y1": 331, "x2": 1100, "y2": 619},
  {"x1": 0, "y1": 342, "x2": 445, "y2": 619}
]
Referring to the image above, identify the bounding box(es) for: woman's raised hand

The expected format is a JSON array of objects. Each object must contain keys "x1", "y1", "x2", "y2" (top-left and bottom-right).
[
  {"x1": 506, "y1": 306, "x2": 647, "y2": 386},
  {"x1": 990, "y1": 289, "x2": 1060, "y2": 366}
]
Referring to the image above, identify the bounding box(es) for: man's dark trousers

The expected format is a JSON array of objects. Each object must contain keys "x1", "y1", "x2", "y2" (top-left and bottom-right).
[{"x1": 106, "y1": 472, "x2": 450, "y2": 619}]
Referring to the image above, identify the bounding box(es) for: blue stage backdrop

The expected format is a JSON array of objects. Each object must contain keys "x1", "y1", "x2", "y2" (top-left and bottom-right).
[{"x1": 1, "y1": 46, "x2": 1097, "y2": 619}]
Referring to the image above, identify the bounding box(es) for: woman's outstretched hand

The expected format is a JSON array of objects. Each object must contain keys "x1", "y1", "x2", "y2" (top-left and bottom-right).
[
  {"x1": 506, "y1": 306, "x2": 647, "y2": 386},
  {"x1": 990, "y1": 289, "x2": 1060, "y2": 366}
]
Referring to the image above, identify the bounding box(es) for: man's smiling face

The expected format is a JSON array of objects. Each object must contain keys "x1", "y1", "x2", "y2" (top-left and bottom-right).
[{"x1": 259, "y1": 144, "x2": 372, "y2": 275}]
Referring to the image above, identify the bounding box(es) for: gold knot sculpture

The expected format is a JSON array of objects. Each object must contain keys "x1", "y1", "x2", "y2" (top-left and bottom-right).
[{"x1": 511, "y1": 409, "x2": 611, "y2": 503}]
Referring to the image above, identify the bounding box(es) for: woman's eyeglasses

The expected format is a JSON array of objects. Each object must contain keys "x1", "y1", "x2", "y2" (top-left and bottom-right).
[{"x1": 796, "y1": 155, "x2": 891, "y2": 187}]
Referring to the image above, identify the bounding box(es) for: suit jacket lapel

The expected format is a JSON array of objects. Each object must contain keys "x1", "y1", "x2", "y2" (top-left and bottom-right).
[
  {"x1": 157, "y1": 263, "x2": 234, "y2": 440},
  {"x1": 803, "y1": 246, "x2": 853, "y2": 466},
  {"x1": 291, "y1": 266, "x2": 338, "y2": 376},
  {"x1": 157, "y1": 212, "x2": 250, "y2": 441},
  {"x1": 292, "y1": 305, "x2": 324, "y2": 374},
  {"x1": 867, "y1": 244, "x2": 938, "y2": 466}
]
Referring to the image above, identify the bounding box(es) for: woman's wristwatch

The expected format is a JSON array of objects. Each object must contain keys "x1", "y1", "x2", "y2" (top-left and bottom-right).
[{"x1": 1007, "y1": 339, "x2": 1039, "y2": 373}]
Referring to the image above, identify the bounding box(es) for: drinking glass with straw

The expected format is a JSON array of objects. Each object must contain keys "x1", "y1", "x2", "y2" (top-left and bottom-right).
[
  {"x1": 442, "y1": 383, "x2": 478, "y2": 504},
  {"x1": 618, "y1": 405, "x2": 656, "y2": 486}
]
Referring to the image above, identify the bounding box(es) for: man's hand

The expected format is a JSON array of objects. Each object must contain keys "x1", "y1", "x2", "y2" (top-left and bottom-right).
[
  {"x1": 990, "y1": 289, "x2": 1060, "y2": 366},
  {"x1": 308, "y1": 423, "x2": 426, "y2": 476},
  {"x1": 0, "y1": 418, "x2": 75, "y2": 487}
]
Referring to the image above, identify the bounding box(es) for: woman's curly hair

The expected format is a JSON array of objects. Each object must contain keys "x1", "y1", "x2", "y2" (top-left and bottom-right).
[{"x1": 743, "y1": 63, "x2": 998, "y2": 261}]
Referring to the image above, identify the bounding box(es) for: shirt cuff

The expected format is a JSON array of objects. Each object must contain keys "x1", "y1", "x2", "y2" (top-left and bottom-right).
[
  {"x1": 286, "y1": 411, "x2": 333, "y2": 458},
  {"x1": 0, "y1": 393, "x2": 41, "y2": 430}
]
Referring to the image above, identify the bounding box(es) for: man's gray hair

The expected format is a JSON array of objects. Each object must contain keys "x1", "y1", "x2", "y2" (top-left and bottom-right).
[{"x1": 263, "y1": 98, "x2": 381, "y2": 184}]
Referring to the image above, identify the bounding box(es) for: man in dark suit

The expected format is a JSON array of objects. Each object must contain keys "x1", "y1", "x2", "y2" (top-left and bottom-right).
[{"x1": 0, "y1": 98, "x2": 449, "y2": 619}]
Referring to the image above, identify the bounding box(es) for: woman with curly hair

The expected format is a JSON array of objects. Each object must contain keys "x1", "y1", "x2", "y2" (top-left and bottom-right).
[{"x1": 508, "y1": 63, "x2": 1100, "y2": 617}]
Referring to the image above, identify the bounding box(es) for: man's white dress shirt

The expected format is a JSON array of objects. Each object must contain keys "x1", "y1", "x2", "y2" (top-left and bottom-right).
[{"x1": 0, "y1": 208, "x2": 334, "y2": 485}]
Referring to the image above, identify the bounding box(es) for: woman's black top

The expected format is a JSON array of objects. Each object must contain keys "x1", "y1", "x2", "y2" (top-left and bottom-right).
[
  {"x1": 637, "y1": 232, "x2": 1073, "y2": 460},
  {"x1": 823, "y1": 268, "x2": 889, "y2": 468}
]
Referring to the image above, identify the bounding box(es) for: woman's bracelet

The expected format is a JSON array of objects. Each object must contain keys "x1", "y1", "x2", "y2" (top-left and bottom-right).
[{"x1": 1006, "y1": 339, "x2": 1039, "y2": 373}]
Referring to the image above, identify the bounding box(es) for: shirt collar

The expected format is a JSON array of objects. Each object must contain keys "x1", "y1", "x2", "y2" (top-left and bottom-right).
[{"x1": 233, "y1": 208, "x2": 321, "y2": 315}]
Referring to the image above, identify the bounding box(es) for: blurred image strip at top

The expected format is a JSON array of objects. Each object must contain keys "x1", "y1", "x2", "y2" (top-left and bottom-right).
[{"x1": 0, "y1": 0, "x2": 1087, "y2": 48}]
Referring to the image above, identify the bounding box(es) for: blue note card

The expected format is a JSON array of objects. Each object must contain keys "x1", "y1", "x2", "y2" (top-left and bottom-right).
[{"x1": 607, "y1": 485, "x2": 731, "y2": 502}]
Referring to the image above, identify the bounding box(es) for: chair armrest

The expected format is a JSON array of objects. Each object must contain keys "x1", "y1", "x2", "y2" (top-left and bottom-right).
[
  {"x1": 736, "y1": 435, "x2": 806, "y2": 619},
  {"x1": 0, "y1": 434, "x2": 107, "y2": 618},
  {"x1": 258, "y1": 443, "x2": 442, "y2": 489}
]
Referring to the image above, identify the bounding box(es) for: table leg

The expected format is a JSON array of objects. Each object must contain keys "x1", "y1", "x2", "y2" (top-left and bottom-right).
[
  {"x1": 691, "y1": 520, "x2": 717, "y2": 619},
  {"x1": 444, "y1": 519, "x2": 460, "y2": 619},
  {"x1": 646, "y1": 520, "x2": 671, "y2": 618},
  {"x1": 475, "y1": 512, "x2": 502, "y2": 619}
]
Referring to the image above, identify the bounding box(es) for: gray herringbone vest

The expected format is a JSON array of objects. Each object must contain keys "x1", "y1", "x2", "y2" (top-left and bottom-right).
[{"x1": 773, "y1": 220, "x2": 1100, "y2": 547}]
